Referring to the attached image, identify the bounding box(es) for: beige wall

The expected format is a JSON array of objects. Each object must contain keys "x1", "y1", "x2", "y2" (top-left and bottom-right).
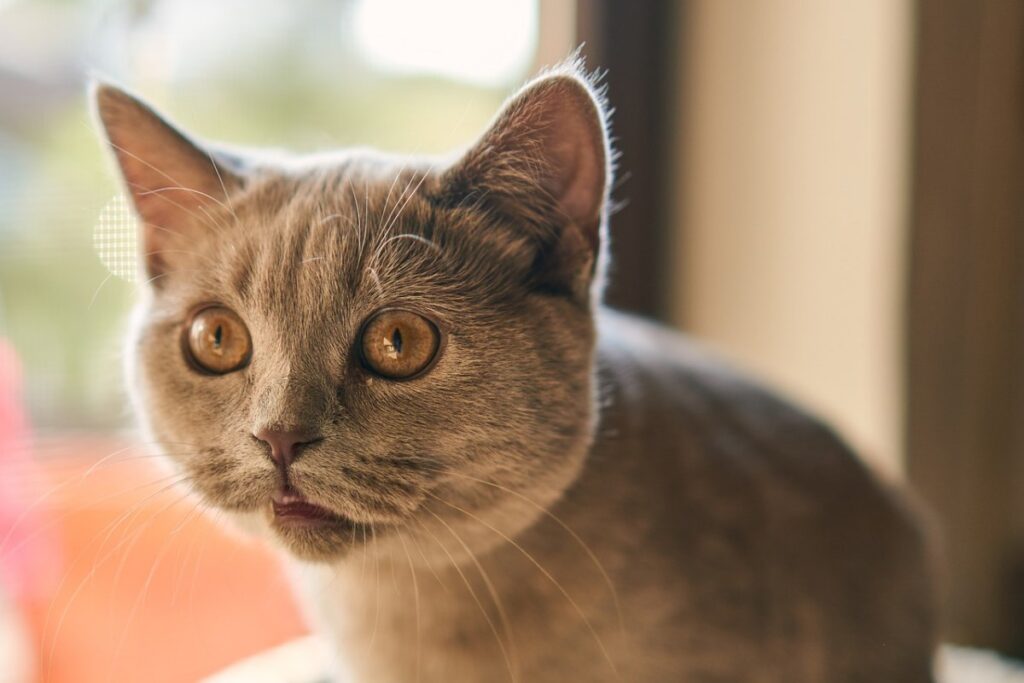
[
  {"x1": 669, "y1": 1, "x2": 913, "y2": 476},
  {"x1": 533, "y1": 0, "x2": 576, "y2": 74}
]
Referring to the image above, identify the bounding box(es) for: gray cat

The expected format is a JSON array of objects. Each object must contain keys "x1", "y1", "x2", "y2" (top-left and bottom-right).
[{"x1": 94, "y1": 63, "x2": 937, "y2": 682}]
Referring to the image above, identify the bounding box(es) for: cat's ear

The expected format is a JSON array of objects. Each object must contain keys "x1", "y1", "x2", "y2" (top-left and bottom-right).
[
  {"x1": 438, "y1": 66, "x2": 612, "y2": 302},
  {"x1": 91, "y1": 82, "x2": 243, "y2": 282}
]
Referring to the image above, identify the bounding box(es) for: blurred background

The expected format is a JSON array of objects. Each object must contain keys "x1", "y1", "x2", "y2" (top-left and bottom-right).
[{"x1": 0, "y1": 0, "x2": 1021, "y2": 680}]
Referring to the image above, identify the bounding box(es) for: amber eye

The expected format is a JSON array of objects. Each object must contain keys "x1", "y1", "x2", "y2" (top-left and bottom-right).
[
  {"x1": 359, "y1": 309, "x2": 441, "y2": 380},
  {"x1": 184, "y1": 306, "x2": 252, "y2": 374}
]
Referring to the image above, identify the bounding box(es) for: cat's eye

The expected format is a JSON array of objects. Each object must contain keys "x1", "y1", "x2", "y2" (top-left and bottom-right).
[
  {"x1": 183, "y1": 305, "x2": 252, "y2": 375},
  {"x1": 359, "y1": 309, "x2": 442, "y2": 380}
]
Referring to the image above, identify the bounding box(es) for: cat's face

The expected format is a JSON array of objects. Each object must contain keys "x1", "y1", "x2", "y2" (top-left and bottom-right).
[{"x1": 95, "y1": 67, "x2": 611, "y2": 563}]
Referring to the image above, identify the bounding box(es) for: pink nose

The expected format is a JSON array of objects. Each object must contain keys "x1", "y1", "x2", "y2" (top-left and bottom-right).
[{"x1": 253, "y1": 427, "x2": 322, "y2": 467}]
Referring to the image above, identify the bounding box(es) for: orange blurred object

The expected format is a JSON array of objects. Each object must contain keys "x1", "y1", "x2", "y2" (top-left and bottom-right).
[{"x1": 18, "y1": 436, "x2": 308, "y2": 683}]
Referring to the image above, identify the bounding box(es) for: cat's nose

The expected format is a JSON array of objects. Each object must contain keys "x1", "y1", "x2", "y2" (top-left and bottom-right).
[{"x1": 253, "y1": 427, "x2": 322, "y2": 468}]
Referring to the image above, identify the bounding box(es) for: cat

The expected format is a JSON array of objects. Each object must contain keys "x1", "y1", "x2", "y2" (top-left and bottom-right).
[{"x1": 93, "y1": 62, "x2": 938, "y2": 682}]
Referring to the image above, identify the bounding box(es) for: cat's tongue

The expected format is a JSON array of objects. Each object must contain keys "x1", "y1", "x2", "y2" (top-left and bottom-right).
[{"x1": 271, "y1": 491, "x2": 337, "y2": 522}]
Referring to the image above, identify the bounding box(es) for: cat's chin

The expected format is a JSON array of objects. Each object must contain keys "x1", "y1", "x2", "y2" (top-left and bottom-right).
[
  {"x1": 270, "y1": 523, "x2": 370, "y2": 562},
  {"x1": 263, "y1": 504, "x2": 373, "y2": 563}
]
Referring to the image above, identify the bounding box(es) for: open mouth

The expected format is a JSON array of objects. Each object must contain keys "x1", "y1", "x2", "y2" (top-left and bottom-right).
[{"x1": 271, "y1": 490, "x2": 352, "y2": 529}]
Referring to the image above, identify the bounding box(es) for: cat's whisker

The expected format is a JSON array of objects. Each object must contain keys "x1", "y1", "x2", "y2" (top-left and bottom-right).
[
  {"x1": 420, "y1": 465, "x2": 626, "y2": 641},
  {"x1": 0, "y1": 449, "x2": 172, "y2": 479},
  {"x1": 359, "y1": 524, "x2": 369, "y2": 583},
  {"x1": 0, "y1": 441, "x2": 193, "y2": 556},
  {"x1": 169, "y1": 501, "x2": 209, "y2": 607},
  {"x1": 396, "y1": 531, "x2": 423, "y2": 683},
  {"x1": 132, "y1": 184, "x2": 236, "y2": 230},
  {"x1": 366, "y1": 266, "x2": 384, "y2": 296},
  {"x1": 462, "y1": 188, "x2": 492, "y2": 214},
  {"x1": 87, "y1": 271, "x2": 115, "y2": 310},
  {"x1": 344, "y1": 180, "x2": 368, "y2": 270},
  {"x1": 126, "y1": 222, "x2": 214, "y2": 290},
  {"x1": 315, "y1": 210, "x2": 357, "y2": 275},
  {"x1": 0, "y1": 435, "x2": 163, "y2": 453},
  {"x1": 82, "y1": 444, "x2": 201, "y2": 477},
  {"x1": 168, "y1": 495, "x2": 207, "y2": 536},
  {"x1": 194, "y1": 199, "x2": 234, "y2": 241},
  {"x1": 368, "y1": 522, "x2": 381, "y2": 653},
  {"x1": 71, "y1": 473, "x2": 189, "y2": 553},
  {"x1": 315, "y1": 212, "x2": 355, "y2": 230},
  {"x1": 422, "y1": 506, "x2": 521, "y2": 681},
  {"x1": 105, "y1": 488, "x2": 200, "y2": 626},
  {"x1": 360, "y1": 177, "x2": 374, "y2": 269},
  {"x1": 101, "y1": 156, "x2": 237, "y2": 285},
  {"x1": 42, "y1": 477, "x2": 190, "y2": 671},
  {"x1": 142, "y1": 246, "x2": 213, "y2": 262},
  {"x1": 87, "y1": 478, "x2": 193, "y2": 569},
  {"x1": 387, "y1": 537, "x2": 401, "y2": 594},
  {"x1": 205, "y1": 149, "x2": 240, "y2": 223},
  {"x1": 385, "y1": 166, "x2": 433, "y2": 237},
  {"x1": 103, "y1": 138, "x2": 232, "y2": 216},
  {"x1": 413, "y1": 516, "x2": 518, "y2": 683},
  {"x1": 363, "y1": 177, "x2": 371, "y2": 237},
  {"x1": 371, "y1": 168, "x2": 434, "y2": 269},
  {"x1": 424, "y1": 490, "x2": 622, "y2": 681},
  {"x1": 134, "y1": 269, "x2": 174, "y2": 290},
  {"x1": 374, "y1": 458, "x2": 618, "y2": 643},
  {"x1": 107, "y1": 492, "x2": 202, "y2": 678},
  {"x1": 126, "y1": 180, "x2": 232, "y2": 239},
  {"x1": 368, "y1": 171, "x2": 418, "y2": 264},
  {"x1": 404, "y1": 525, "x2": 449, "y2": 595},
  {"x1": 187, "y1": 504, "x2": 220, "y2": 616},
  {"x1": 379, "y1": 167, "x2": 405, "y2": 225},
  {"x1": 377, "y1": 165, "x2": 414, "y2": 243},
  {"x1": 0, "y1": 463, "x2": 177, "y2": 492},
  {"x1": 0, "y1": 471, "x2": 187, "y2": 567},
  {"x1": 377, "y1": 233, "x2": 441, "y2": 255}
]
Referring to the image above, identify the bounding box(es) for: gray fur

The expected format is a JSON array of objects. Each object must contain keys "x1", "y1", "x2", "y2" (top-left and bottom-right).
[{"x1": 94, "y1": 63, "x2": 937, "y2": 682}]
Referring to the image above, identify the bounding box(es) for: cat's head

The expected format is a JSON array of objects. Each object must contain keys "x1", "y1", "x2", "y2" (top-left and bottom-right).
[{"x1": 93, "y1": 64, "x2": 612, "y2": 563}]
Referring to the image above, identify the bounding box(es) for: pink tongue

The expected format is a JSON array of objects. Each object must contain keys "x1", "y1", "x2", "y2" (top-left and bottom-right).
[
  {"x1": 273, "y1": 491, "x2": 305, "y2": 505},
  {"x1": 273, "y1": 499, "x2": 333, "y2": 519}
]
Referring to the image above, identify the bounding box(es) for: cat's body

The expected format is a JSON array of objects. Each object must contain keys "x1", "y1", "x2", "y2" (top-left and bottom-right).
[
  {"x1": 93, "y1": 62, "x2": 937, "y2": 682},
  {"x1": 300, "y1": 310, "x2": 935, "y2": 683}
]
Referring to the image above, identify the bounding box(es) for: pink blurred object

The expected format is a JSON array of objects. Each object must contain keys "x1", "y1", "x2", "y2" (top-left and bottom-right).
[{"x1": 0, "y1": 337, "x2": 57, "y2": 599}]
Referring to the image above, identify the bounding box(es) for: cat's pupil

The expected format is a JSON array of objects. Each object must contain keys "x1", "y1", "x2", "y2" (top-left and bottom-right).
[
  {"x1": 213, "y1": 325, "x2": 223, "y2": 349},
  {"x1": 391, "y1": 328, "x2": 403, "y2": 354}
]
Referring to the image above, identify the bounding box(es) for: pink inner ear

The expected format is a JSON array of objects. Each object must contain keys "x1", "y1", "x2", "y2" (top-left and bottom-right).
[
  {"x1": 531, "y1": 82, "x2": 607, "y2": 247},
  {"x1": 549, "y1": 130, "x2": 604, "y2": 232}
]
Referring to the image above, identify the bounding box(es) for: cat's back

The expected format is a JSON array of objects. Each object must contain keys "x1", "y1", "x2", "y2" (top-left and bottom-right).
[
  {"x1": 588, "y1": 309, "x2": 936, "y2": 680},
  {"x1": 595, "y1": 307, "x2": 902, "y2": 512}
]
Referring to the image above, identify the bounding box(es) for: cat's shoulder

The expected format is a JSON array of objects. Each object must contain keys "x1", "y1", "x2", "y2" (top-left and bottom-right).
[
  {"x1": 596, "y1": 307, "x2": 814, "y2": 421},
  {"x1": 594, "y1": 308, "x2": 885, "y2": 489},
  {"x1": 593, "y1": 309, "x2": 930, "y2": 548}
]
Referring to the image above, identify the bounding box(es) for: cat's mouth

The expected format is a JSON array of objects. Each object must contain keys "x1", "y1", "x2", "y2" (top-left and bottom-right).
[{"x1": 270, "y1": 489, "x2": 354, "y2": 530}]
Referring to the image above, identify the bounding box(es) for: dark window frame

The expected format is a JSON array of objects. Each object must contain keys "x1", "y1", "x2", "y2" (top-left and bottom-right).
[
  {"x1": 576, "y1": 0, "x2": 679, "y2": 319},
  {"x1": 906, "y1": 0, "x2": 1024, "y2": 655}
]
